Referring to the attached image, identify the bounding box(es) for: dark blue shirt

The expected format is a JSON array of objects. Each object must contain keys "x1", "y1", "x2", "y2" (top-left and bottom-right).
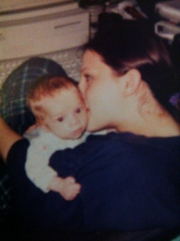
[{"x1": 7, "y1": 132, "x2": 180, "y2": 233}]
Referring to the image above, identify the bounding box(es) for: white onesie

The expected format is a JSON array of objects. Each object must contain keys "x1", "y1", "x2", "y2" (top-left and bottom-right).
[{"x1": 24, "y1": 128, "x2": 88, "y2": 193}]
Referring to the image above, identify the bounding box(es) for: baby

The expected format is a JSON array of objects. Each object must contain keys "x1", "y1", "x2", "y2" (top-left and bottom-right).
[{"x1": 25, "y1": 74, "x2": 89, "y2": 200}]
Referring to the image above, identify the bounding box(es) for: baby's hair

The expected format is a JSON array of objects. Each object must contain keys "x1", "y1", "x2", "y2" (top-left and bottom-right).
[
  {"x1": 27, "y1": 74, "x2": 78, "y2": 102},
  {"x1": 27, "y1": 74, "x2": 79, "y2": 122}
]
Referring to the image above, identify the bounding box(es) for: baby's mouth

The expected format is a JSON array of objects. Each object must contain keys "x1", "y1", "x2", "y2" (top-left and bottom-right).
[{"x1": 72, "y1": 128, "x2": 83, "y2": 138}]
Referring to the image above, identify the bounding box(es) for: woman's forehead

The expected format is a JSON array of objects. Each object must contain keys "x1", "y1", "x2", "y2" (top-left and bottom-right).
[
  {"x1": 81, "y1": 50, "x2": 118, "y2": 78},
  {"x1": 81, "y1": 50, "x2": 105, "y2": 72}
]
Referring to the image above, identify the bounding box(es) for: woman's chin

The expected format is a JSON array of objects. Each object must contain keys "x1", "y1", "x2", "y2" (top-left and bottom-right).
[{"x1": 86, "y1": 123, "x2": 100, "y2": 133}]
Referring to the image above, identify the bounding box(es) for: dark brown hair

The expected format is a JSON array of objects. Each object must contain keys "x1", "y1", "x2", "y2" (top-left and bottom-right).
[{"x1": 85, "y1": 19, "x2": 180, "y2": 122}]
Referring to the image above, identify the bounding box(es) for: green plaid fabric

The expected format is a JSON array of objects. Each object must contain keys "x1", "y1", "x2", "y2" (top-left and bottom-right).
[
  {"x1": 0, "y1": 57, "x2": 67, "y2": 135},
  {"x1": 0, "y1": 158, "x2": 12, "y2": 224},
  {"x1": 0, "y1": 173, "x2": 11, "y2": 211}
]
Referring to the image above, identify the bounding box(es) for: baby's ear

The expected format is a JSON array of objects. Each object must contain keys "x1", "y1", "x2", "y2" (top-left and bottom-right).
[{"x1": 123, "y1": 69, "x2": 141, "y2": 97}]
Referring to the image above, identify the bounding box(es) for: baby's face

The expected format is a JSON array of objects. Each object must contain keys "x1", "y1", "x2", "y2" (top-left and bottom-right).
[{"x1": 41, "y1": 86, "x2": 88, "y2": 140}]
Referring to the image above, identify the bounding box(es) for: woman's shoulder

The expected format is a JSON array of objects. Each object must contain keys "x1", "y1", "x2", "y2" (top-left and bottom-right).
[{"x1": 86, "y1": 131, "x2": 180, "y2": 151}]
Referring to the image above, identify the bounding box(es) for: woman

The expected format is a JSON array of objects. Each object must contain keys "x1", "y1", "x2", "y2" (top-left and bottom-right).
[{"x1": 0, "y1": 20, "x2": 180, "y2": 239}]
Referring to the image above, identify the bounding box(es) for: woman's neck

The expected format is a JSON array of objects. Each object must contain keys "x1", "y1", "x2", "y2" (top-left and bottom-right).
[
  {"x1": 138, "y1": 110, "x2": 180, "y2": 137},
  {"x1": 117, "y1": 108, "x2": 180, "y2": 137},
  {"x1": 116, "y1": 82, "x2": 180, "y2": 137}
]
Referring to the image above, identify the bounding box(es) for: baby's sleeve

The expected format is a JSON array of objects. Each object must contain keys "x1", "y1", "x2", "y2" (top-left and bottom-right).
[{"x1": 25, "y1": 138, "x2": 58, "y2": 193}]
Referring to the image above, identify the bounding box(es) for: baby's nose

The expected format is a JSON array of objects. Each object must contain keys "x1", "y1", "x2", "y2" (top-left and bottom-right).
[{"x1": 69, "y1": 115, "x2": 80, "y2": 127}]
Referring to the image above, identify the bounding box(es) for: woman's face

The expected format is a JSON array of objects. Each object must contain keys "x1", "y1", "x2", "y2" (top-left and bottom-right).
[{"x1": 79, "y1": 50, "x2": 123, "y2": 132}]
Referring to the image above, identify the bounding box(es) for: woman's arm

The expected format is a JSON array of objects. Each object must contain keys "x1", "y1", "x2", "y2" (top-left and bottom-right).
[{"x1": 0, "y1": 116, "x2": 22, "y2": 161}]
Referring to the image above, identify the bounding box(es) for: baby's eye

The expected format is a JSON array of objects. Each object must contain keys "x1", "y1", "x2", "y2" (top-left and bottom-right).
[
  {"x1": 58, "y1": 117, "x2": 64, "y2": 122},
  {"x1": 75, "y1": 108, "x2": 81, "y2": 114}
]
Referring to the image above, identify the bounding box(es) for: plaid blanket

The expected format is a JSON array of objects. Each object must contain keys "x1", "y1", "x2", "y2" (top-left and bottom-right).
[
  {"x1": 0, "y1": 57, "x2": 67, "y2": 135},
  {"x1": 0, "y1": 158, "x2": 12, "y2": 225}
]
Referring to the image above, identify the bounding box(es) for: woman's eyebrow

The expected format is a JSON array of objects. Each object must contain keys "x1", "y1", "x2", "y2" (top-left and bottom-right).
[{"x1": 80, "y1": 66, "x2": 88, "y2": 72}]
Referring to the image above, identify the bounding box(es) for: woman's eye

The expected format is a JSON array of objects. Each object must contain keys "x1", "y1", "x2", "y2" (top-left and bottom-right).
[
  {"x1": 75, "y1": 108, "x2": 81, "y2": 114},
  {"x1": 85, "y1": 74, "x2": 91, "y2": 82},
  {"x1": 58, "y1": 117, "x2": 64, "y2": 122}
]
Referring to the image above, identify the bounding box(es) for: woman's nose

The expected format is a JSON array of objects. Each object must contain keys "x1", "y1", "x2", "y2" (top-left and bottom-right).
[{"x1": 78, "y1": 80, "x2": 86, "y2": 98}]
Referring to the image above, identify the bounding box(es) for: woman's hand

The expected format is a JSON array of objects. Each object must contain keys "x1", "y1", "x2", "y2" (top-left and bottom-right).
[{"x1": 0, "y1": 116, "x2": 22, "y2": 161}]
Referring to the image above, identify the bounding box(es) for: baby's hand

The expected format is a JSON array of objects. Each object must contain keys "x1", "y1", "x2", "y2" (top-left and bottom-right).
[{"x1": 59, "y1": 176, "x2": 81, "y2": 201}]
